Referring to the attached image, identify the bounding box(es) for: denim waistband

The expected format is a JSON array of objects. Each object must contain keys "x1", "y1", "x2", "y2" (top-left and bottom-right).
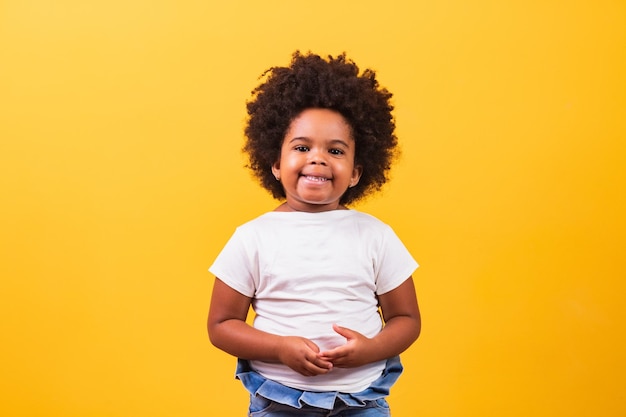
[{"x1": 235, "y1": 356, "x2": 403, "y2": 411}]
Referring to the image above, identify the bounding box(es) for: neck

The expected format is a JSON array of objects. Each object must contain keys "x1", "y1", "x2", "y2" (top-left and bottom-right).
[{"x1": 274, "y1": 202, "x2": 348, "y2": 212}]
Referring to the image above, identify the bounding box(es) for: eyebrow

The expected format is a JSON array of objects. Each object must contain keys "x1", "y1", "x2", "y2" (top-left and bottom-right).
[{"x1": 288, "y1": 137, "x2": 352, "y2": 148}]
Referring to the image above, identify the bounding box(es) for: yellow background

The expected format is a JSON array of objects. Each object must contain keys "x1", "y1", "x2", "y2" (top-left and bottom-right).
[{"x1": 1, "y1": 1, "x2": 625, "y2": 416}]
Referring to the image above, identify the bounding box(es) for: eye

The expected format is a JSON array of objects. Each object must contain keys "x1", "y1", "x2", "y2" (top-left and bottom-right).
[
  {"x1": 294, "y1": 145, "x2": 309, "y2": 152},
  {"x1": 329, "y1": 148, "x2": 345, "y2": 155}
]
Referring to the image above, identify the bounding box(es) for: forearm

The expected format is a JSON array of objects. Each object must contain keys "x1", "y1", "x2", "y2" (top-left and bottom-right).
[
  {"x1": 369, "y1": 315, "x2": 421, "y2": 361},
  {"x1": 320, "y1": 315, "x2": 420, "y2": 368},
  {"x1": 209, "y1": 317, "x2": 334, "y2": 376},
  {"x1": 372, "y1": 276, "x2": 421, "y2": 361},
  {"x1": 209, "y1": 318, "x2": 283, "y2": 361}
]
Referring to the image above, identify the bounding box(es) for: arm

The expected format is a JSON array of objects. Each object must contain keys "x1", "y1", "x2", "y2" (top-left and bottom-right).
[
  {"x1": 207, "y1": 277, "x2": 333, "y2": 376},
  {"x1": 319, "y1": 276, "x2": 420, "y2": 367}
]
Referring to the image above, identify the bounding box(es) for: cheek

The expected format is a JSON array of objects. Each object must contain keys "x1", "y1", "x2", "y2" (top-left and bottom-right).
[
  {"x1": 279, "y1": 154, "x2": 302, "y2": 174},
  {"x1": 338, "y1": 160, "x2": 356, "y2": 174}
]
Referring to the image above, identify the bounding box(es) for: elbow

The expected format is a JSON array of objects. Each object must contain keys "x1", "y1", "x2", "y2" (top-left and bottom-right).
[
  {"x1": 403, "y1": 313, "x2": 421, "y2": 346},
  {"x1": 207, "y1": 319, "x2": 233, "y2": 353},
  {"x1": 413, "y1": 319, "x2": 421, "y2": 342},
  {"x1": 412, "y1": 312, "x2": 421, "y2": 342},
  {"x1": 207, "y1": 318, "x2": 220, "y2": 348},
  {"x1": 208, "y1": 327, "x2": 225, "y2": 351},
  {"x1": 208, "y1": 334, "x2": 220, "y2": 349}
]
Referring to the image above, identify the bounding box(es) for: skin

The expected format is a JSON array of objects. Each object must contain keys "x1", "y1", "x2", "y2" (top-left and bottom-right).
[
  {"x1": 271, "y1": 108, "x2": 363, "y2": 213},
  {"x1": 208, "y1": 108, "x2": 421, "y2": 377}
]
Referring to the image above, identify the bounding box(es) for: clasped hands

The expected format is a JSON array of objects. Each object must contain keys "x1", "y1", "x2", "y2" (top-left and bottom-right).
[{"x1": 277, "y1": 323, "x2": 378, "y2": 377}]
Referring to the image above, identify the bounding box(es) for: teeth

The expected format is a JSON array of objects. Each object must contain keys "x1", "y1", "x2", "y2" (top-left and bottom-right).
[{"x1": 305, "y1": 175, "x2": 327, "y2": 182}]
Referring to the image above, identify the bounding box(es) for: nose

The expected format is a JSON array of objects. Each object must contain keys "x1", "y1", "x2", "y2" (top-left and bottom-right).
[{"x1": 307, "y1": 148, "x2": 327, "y2": 165}]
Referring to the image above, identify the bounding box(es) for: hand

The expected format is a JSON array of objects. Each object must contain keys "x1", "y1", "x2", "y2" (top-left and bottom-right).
[
  {"x1": 277, "y1": 336, "x2": 334, "y2": 376},
  {"x1": 318, "y1": 324, "x2": 376, "y2": 368}
]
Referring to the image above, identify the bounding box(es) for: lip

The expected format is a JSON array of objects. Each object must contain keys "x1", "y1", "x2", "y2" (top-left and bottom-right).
[{"x1": 300, "y1": 173, "x2": 331, "y2": 183}]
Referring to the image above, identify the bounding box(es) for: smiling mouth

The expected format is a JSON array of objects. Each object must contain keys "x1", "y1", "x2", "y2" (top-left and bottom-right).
[{"x1": 302, "y1": 175, "x2": 329, "y2": 182}]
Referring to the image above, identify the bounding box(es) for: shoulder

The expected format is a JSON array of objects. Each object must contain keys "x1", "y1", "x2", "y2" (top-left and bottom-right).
[
  {"x1": 234, "y1": 212, "x2": 278, "y2": 231},
  {"x1": 346, "y1": 210, "x2": 392, "y2": 231},
  {"x1": 219, "y1": 213, "x2": 277, "y2": 248}
]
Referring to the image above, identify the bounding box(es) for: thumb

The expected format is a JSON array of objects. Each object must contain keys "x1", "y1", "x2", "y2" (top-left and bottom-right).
[
  {"x1": 332, "y1": 323, "x2": 356, "y2": 340},
  {"x1": 303, "y1": 338, "x2": 321, "y2": 353}
]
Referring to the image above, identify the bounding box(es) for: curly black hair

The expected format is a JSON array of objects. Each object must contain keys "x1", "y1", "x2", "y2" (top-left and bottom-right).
[{"x1": 243, "y1": 51, "x2": 398, "y2": 205}]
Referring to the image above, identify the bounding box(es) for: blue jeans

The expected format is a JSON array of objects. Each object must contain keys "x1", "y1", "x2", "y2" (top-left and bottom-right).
[
  {"x1": 249, "y1": 395, "x2": 390, "y2": 416},
  {"x1": 236, "y1": 356, "x2": 403, "y2": 417}
]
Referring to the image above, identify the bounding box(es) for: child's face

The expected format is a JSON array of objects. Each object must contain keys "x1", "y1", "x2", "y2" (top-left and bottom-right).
[{"x1": 272, "y1": 108, "x2": 362, "y2": 212}]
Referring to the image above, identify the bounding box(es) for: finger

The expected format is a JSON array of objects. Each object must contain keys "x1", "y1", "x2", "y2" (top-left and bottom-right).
[
  {"x1": 318, "y1": 346, "x2": 345, "y2": 360},
  {"x1": 332, "y1": 323, "x2": 356, "y2": 340},
  {"x1": 319, "y1": 354, "x2": 349, "y2": 368},
  {"x1": 311, "y1": 355, "x2": 334, "y2": 370},
  {"x1": 305, "y1": 349, "x2": 333, "y2": 368},
  {"x1": 303, "y1": 338, "x2": 321, "y2": 354},
  {"x1": 302, "y1": 361, "x2": 332, "y2": 376},
  {"x1": 303, "y1": 348, "x2": 333, "y2": 371}
]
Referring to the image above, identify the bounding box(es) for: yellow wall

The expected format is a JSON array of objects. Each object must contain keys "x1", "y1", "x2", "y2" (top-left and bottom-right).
[{"x1": 1, "y1": 1, "x2": 625, "y2": 416}]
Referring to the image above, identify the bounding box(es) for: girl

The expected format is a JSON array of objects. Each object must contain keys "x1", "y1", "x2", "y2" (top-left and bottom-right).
[{"x1": 208, "y1": 52, "x2": 420, "y2": 416}]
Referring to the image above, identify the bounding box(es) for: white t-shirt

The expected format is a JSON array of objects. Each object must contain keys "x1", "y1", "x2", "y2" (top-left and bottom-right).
[{"x1": 209, "y1": 209, "x2": 418, "y2": 393}]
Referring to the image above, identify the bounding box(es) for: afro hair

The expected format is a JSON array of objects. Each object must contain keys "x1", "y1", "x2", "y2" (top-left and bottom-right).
[{"x1": 243, "y1": 51, "x2": 398, "y2": 205}]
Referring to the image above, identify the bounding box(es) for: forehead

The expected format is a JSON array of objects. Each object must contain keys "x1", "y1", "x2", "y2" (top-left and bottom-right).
[{"x1": 285, "y1": 108, "x2": 353, "y2": 141}]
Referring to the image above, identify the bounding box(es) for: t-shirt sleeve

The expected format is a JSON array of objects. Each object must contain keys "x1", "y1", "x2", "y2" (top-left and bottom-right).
[
  {"x1": 208, "y1": 227, "x2": 258, "y2": 297},
  {"x1": 374, "y1": 225, "x2": 419, "y2": 295}
]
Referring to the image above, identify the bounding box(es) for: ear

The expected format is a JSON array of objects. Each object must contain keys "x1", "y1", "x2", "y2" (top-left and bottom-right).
[
  {"x1": 349, "y1": 164, "x2": 363, "y2": 188},
  {"x1": 271, "y1": 160, "x2": 281, "y2": 181}
]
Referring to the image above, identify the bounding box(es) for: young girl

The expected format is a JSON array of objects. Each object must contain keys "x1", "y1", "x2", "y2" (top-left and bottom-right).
[{"x1": 208, "y1": 52, "x2": 420, "y2": 416}]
